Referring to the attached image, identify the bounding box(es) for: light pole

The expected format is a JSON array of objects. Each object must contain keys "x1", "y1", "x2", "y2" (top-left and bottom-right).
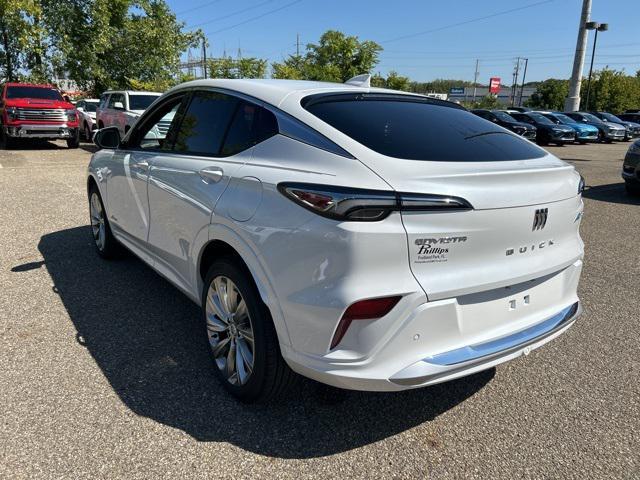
[
  {"x1": 584, "y1": 21, "x2": 608, "y2": 111},
  {"x1": 564, "y1": 0, "x2": 591, "y2": 112}
]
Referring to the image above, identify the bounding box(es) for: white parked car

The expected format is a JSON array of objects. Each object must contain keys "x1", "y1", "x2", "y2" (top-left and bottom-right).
[
  {"x1": 87, "y1": 78, "x2": 584, "y2": 402},
  {"x1": 96, "y1": 90, "x2": 161, "y2": 138},
  {"x1": 75, "y1": 98, "x2": 99, "y2": 140}
]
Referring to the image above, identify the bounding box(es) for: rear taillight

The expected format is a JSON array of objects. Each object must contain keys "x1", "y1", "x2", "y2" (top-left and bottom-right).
[
  {"x1": 330, "y1": 296, "x2": 402, "y2": 349},
  {"x1": 278, "y1": 183, "x2": 472, "y2": 221}
]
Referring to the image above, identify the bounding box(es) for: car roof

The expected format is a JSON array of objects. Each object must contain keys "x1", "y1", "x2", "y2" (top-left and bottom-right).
[
  {"x1": 102, "y1": 90, "x2": 162, "y2": 95},
  {"x1": 166, "y1": 78, "x2": 426, "y2": 109}
]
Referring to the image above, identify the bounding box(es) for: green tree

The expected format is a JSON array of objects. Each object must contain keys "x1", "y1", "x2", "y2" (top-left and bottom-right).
[
  {"x1": 588, "y1": 68, "x2": 640, "y2": 112},
  {"x1": 43, "y1": 0, "x2": 199, "y2": 94},
  {"x1": 525, "y1": 79, "x2": 569, "y2": 110},
  {"x1": 207, "y1": 56, "x2": 267, "y2": 79},
  {"x1": 0, "y1": 0, "x2": 42, "y2": 81},
  {"x1": 371, "y1": 71, "x2": 410, "y2": 91},
  {"x1": 272, "y1": 30, "x2": 382, "y2": 82}
]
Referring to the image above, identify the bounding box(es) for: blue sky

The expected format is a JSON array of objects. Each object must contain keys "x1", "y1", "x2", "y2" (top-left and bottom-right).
[{"x1": 166, "y1": 0, "x2": 639, "y2": 85}]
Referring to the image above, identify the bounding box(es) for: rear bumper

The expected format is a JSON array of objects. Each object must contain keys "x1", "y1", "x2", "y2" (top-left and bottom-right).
[
  {"x1": 4, "y1": 124, "x2": 78, "y2": 139},
  {"x1": 390, "y1": 302, "x2": 579, "y2": 386},
  {"x1": 283, "y1": 260, "x2": 583, "y2": 392}
]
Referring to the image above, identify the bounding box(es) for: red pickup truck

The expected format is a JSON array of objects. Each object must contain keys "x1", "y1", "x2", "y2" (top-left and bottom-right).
[{"x1": 0, "y1": 82, "x2": 80, "y2": 149}]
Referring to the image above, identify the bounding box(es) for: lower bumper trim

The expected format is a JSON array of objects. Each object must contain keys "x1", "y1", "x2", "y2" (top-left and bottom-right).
[{"x1": 390, "y1": 301, "x2": 580, "y2": 386}]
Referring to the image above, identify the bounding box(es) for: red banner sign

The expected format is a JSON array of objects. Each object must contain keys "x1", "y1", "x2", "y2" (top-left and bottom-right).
[{"x1": 489, "y1": 77, "x2": 501, "y2": 94}]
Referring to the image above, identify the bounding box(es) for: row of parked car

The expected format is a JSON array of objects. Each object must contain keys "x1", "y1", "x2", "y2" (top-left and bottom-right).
[
  {"x1": 75, "y1": 90, "x2": 162, "y2": 141},
  {"x1": 471, "y1": 107, "x2": 640, "y2": 146}
]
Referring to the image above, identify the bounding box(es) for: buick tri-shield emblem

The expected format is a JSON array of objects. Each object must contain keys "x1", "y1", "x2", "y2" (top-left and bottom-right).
[{"x1": 532, "y1": 208, "x2": 548, "y2": 231}]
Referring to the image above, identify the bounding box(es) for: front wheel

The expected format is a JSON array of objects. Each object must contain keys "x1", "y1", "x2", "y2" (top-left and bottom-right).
[
  {"x1": 625, "y1": 180, "x2": 640, "y2": 196},
  {"x1": 88, "y1": 186, "x2": 120, "y2": 258},
  {"x1": 202, "y1": 258, "x2": 297, "y2": 403},
  {"x1": 67, "y1": 130, "x2": 80, "y2": 148},
  {"x1": 0, "y1": 127, "x2": 14, "y2": 149}
]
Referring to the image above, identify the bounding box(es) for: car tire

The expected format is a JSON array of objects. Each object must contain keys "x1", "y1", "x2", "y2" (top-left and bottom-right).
[
  {"x1": 625, "y1": 180, "x2": 640, "y2": 196},
  {"x1": 202, "y1": 257, "x2": 298, "y2": 403},
  {"x1": 83, "y1": 122, "x2": 91, "y2": 141},
  {"x1": 88, "y1": 185, "x2": 121, "y2": 259},
  {"x1": 0, "y1": 126, "x2": 15, "y2": 149},
  {"x1": 67, "y1": 130, "x2": 80, "y2": 149}
]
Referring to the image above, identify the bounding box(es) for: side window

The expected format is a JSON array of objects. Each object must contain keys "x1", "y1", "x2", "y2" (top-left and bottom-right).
[
  {"x1": 129, "y1": 95, "x2": 185, "y2": 151},
  {"x1": 99, "y1": 94, "x2": 109, "y2": 109},
  {"x1": 221, "y1": 101, "x2": 278, "y2": 156},
  {"x1": 76, "y1": 101, "x2": 84, "y2": 110},
  {"x1": 173, "y1": 91, "x2": 238, "y2": 156},
  {"x1": 108, "y1": 93, "x2": 124, "y2": 109}
]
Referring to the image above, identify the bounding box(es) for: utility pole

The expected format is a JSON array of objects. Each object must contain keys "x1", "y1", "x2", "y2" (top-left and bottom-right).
[
  {"x1": 518, "y1": 58, "x2": 529, "y2": 107},
  {"x1": 472, "y1": 59, "x2": 479, "y2": 102},
  {"x1": 296, "y1": 33, "x2": 300, "y2": 57},
  {"x1": 202, "y1": 35, "x2": 208, "y2": 79},
  {"x1": 511, "y1": 58, "x2": 521, "y2": 107},
  {"x1": 564, "y1": 0, "x2": 592, "y2": 112}
]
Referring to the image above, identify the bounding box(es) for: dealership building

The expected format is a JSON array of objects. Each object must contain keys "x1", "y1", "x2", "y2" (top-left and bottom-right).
[{"x1": 447, "y1": 86, "x2": 537, "y2": 105}]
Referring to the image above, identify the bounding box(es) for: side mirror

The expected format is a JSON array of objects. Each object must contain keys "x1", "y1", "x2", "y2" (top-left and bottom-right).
[
  {"x1": 113, "y1": 101, "x2": 125, "y2": 110},
  {"x1": 94, "y1": 126, "x2": 121, "y2": 149},
  {"x1": 76, "y1": 106, "x2": 84, "y2": 112}
]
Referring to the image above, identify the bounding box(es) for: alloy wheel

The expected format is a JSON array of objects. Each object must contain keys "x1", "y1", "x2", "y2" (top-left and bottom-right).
[
  {"x1": 205, "y1": 276, "x2": 255, "y2": 385},
  {"x1": 90, "y1": 192, "x2": 106, "y2": 251}
]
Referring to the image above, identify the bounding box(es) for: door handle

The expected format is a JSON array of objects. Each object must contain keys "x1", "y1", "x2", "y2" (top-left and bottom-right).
[
  {"x1": 133, "y1": 160, "x2": 149, "y2": 171},
  {"x1": 199, "y1": 167, "x2": 224, "y2": 183}
]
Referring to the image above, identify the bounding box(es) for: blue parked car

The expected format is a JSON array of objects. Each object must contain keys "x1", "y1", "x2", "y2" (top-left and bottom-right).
[{"x1": 537, "y1": 111, "x2": 599, "y2": 144}]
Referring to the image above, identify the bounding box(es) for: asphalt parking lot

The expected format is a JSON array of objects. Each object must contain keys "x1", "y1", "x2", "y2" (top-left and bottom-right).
[{"x1": 1, "y1": 139, "x2": 638, "y2": 479}]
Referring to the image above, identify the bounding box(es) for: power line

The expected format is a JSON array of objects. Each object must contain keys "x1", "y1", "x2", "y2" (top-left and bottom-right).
[
  {"x1": 382, "y1": 0, "x2": 555, "y2": 43},
  {"x1": 204, "y1": 0, "x2": 304, "y2": 36},
  {"x1": 189, "y1": 0, "x2": 275, "y2": 28},
  {"x1": 381, "y1": 42, "x2": 640, "y2": 56},
  {"x1": 176, "y1": 0, "x2": 225, "y2": 16}
]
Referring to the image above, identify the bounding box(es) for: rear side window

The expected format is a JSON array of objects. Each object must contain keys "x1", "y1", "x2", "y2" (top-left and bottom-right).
[
  {"x1": 221, "y1": 101, "x2": 278, "y2": 155},
  {"x1": 303, "y1": 94, "x2": 545, "y2": 161},
  {"x1": 173, "y1": 91, "x2": 238, "y2": 156}
]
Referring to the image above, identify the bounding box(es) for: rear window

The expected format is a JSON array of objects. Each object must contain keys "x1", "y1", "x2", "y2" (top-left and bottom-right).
[
  {"x1": 303, "y1": 94, "x2": 545, "y2": 161},
  {"x1": 6, "y1": 86, "x2": 63, "y2": 101}
]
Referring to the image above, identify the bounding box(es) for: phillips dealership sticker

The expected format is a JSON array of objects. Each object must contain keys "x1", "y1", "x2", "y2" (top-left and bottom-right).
[{"x1": 414, "y1": 236, "x2": 467, "y2": 264}]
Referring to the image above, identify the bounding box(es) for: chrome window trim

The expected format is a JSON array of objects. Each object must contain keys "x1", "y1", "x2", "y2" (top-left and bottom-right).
[{"x1": 163, "y1": 85, "x2": 356, "y2": 160}]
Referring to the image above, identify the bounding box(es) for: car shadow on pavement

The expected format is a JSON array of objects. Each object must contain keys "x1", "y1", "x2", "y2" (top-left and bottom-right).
[
  {"x1": 582, "y1": 183, "x2": 640, "y2": 205},
  {"x1": 37, "y1": 226, "x2": 494, "y2": 459}
]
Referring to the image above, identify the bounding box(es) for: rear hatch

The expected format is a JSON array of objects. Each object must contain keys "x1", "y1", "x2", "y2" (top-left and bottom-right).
[{"x1": 302, "y1": 93, "x2": 584, "y2": 300}]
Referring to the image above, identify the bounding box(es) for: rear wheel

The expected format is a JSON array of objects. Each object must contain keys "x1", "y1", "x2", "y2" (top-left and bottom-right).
[{"x1": 202, "y1": 257, "x2": 297, "y2": 403}]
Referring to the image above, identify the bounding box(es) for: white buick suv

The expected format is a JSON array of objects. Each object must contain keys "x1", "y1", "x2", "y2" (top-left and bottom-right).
[{"x1": 87, "y1": 78, "x2": 584, "y2": 402}]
